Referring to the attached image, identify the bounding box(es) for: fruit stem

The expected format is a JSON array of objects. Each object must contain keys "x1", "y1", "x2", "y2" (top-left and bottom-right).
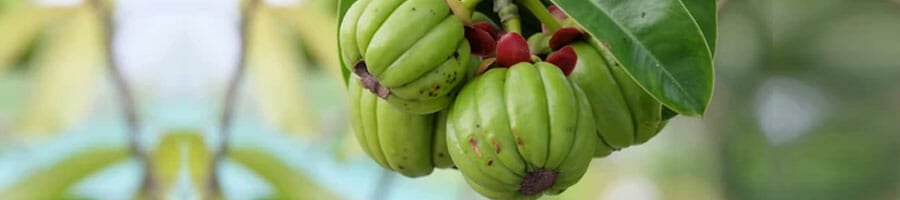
[
  {"x1": 449, "y1": 0, "x2": 484, "y2": 24},
  {"x1": 517, "y1": 0, "x2": 560, "y2": 32},
  {"x1": 495, "y1": 0, "x2": 522, "y2": 33},
  {"x1": 462, "y1": 0, "x2": 483, "y2": 10}
]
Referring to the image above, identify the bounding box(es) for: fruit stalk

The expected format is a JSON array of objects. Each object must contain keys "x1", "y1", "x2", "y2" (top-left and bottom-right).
[
  {"x1": 494, "y1": 0, "x2": 521, "y2": 33},
  {"x1": 462, "y1": 0, "x2": 484, "y2": 10},
  {"x1": 516, "y1": 0, "x2": 560, "y2": 32}
]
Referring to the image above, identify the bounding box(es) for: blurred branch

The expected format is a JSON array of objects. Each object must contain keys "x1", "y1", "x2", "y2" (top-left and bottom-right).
[
  {"x1": 210, "y1": 0, "x2": 260, "y2": 196},
  {"x1": 88, "y1": 0, "x2": 157, "y2": 197}
]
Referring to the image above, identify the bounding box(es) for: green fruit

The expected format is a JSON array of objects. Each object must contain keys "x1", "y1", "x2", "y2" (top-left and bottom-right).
[
  {"x1": 432, "y1": 110, "x2": 455, "y2": 168},
  {"x1": 568, "y1": 41, "x2": 671, "y2": 154},
  {"x1": 568, "y1": 42, "x2": 635, "y2": 150},
  {"x1": 340, "y1": 0, "x2": 471, "y2": 114},
  {"x1": 446, "y1": 62, "x2": 596, "y2": 199},
  {"x1": 601, "y1": 46, "x2": 662, "y2": 145},
  {"x1": 348, "y1": 76, "x2": 454, "y2": 177},
  {"x1": 527, "y1": 32, "x2": 552, "y2": 56}
]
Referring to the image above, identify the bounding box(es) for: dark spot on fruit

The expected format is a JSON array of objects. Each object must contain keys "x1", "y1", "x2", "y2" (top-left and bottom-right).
[
  {"x1": 469, "y1": 136, "x2": 482, "y2": 157},
  {"x1": 492, "y1": 139, "x2": 501, "y2": 154},
  {"x1": 487, "y1": 160, "x2": 493, "y2": 166},
  {"x1": 475, "y1": 124, "x2": 480, "y2": 128},
  {"x1": 412, "y1": 7, "x2": 416, "y2": 11},
  {"x1": 512, "y1": 129, "x2": 524, "y2": 146},
  {"x1": 398, "y1": 165, "x2": 405, "y2": 170},
  {"x1": 438, "y1": 153, "x2": 444, "y2": 157},
  {"x1": 641, "y1": 12, "x2": 645, "y2": 18}
]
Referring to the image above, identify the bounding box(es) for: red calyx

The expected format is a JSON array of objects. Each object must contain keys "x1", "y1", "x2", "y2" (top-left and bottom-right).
[
  {"x1": 471, "y1": 22, "x2": 500, "y2": 39},
  {"x1": 546, "y1": 45, "x2": 577, "y2": 76},
  {"x1": 549, "y1": 27, "x2": 584, "y2": 50},
  {"x1": 465, "y1": 26, "x2": 497, "y2": 57},
  {"x1": 496, "y1": 32, "x2": 532, "y2": 68}
]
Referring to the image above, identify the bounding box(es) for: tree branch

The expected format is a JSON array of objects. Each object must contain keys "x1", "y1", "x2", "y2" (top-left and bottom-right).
[
  {"x1": 209, "y1": 0, "x2": 260, "y2": 196},
  {"x1": 88, "y1": 0, "x2": 157, "y2": 198}
]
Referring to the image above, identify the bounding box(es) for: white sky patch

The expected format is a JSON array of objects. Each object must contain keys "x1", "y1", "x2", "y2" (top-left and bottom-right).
[{"x1": 754, "y1": 76, "x2": 828, "y2": 145}]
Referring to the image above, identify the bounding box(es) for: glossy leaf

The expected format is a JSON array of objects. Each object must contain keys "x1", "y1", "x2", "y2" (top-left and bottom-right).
[
  {"x1": 551, "y1": 0, "x2": 715, "y2": 116},
  {"x1": 682, "y1": 0, "x2": 717, "y2": 56},
  {"x1": 0, "y1": 147, "x2": 129, "y2": 199},
  {"x1": 229, "y1": 148, "x2": 339, "y2": 199},
  {"x1": 337, "y1": 0, "x2": 358, "y2": 87},
  {"x1": 246, "y1": 8, "x2": 317, "y2": 136}
]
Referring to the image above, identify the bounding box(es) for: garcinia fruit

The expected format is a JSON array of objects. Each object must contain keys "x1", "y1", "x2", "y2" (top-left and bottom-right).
[
  {"x1": 567, "y1": 41, "x2": 665, "y2": 153},
  {"x1": 445, "y1": 62, "x2": 602, "y2": 199},
  {"x1": 348, "y1": 76, "x2": 454, "y2": 177},
  {"x1": 340, "y1": 0, "x2": 472, "y2": 114}
]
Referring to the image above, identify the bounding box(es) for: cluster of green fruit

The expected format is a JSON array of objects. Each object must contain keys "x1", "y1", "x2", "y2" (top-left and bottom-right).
[{"x1": 339, "y1": 0, "x2": 673, "y2": 198}]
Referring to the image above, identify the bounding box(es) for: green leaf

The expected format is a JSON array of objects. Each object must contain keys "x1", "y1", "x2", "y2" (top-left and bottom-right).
[
  {"x1": 661, "y1": 106, "x2": 678, "y2": 121},
  {"x1": 337, "y1": 0, "x2": 358, "y2": 87},
  {"x1": 551, "y1": 0, "x2": 715, "y2": 116},
  {"x1": 229, "y1": 148, "x2": 339, "y2": 199},
  {"x1": 0, "y1": 147, "x2": 129, "y2": 199},
  {"x1": 682, "y1": 0, "x2": 716, "y2": 56}
]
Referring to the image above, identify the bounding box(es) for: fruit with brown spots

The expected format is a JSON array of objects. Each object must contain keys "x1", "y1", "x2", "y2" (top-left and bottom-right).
[{"x1": 445, "y1": 62, "x2": 598, "y2": 199}]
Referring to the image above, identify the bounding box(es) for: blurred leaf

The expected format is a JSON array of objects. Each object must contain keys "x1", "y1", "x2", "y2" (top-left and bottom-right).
[
  {"x1": 271, "y1": 5, "x2": 343, "y2": 86},
  {"x1": 552, "y1": 0, "x2": 715, "y2": 116},
  {"x1": 0, "y1": 74, "x2": 27, "y2": 113},
  {"x1": 0, "y1": 4, "x2": 72, "y2": 75},
  {"x1": 229, "y1": 148, "x2": 339, "y2": 200},
  {"x1": 0, "y1": 147, "x2": 129, "y2": 199},
  {"x1": 308, "y1": 0, "x2": 338, "y2": 15},
  {"x1": 246, "y1": 7, "x2": 318, "y2": 136},
  {"x1": 147, "y1": 131, "x2": 212, "y2": 198},
  {"x1": 13, "y1": 6, "x2": 106, "y2": 136}
]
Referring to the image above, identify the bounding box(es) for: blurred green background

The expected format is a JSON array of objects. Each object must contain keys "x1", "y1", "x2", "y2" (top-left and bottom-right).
[{"x1": 0, "y1": 0, "x2": 898, "y2": 199}]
